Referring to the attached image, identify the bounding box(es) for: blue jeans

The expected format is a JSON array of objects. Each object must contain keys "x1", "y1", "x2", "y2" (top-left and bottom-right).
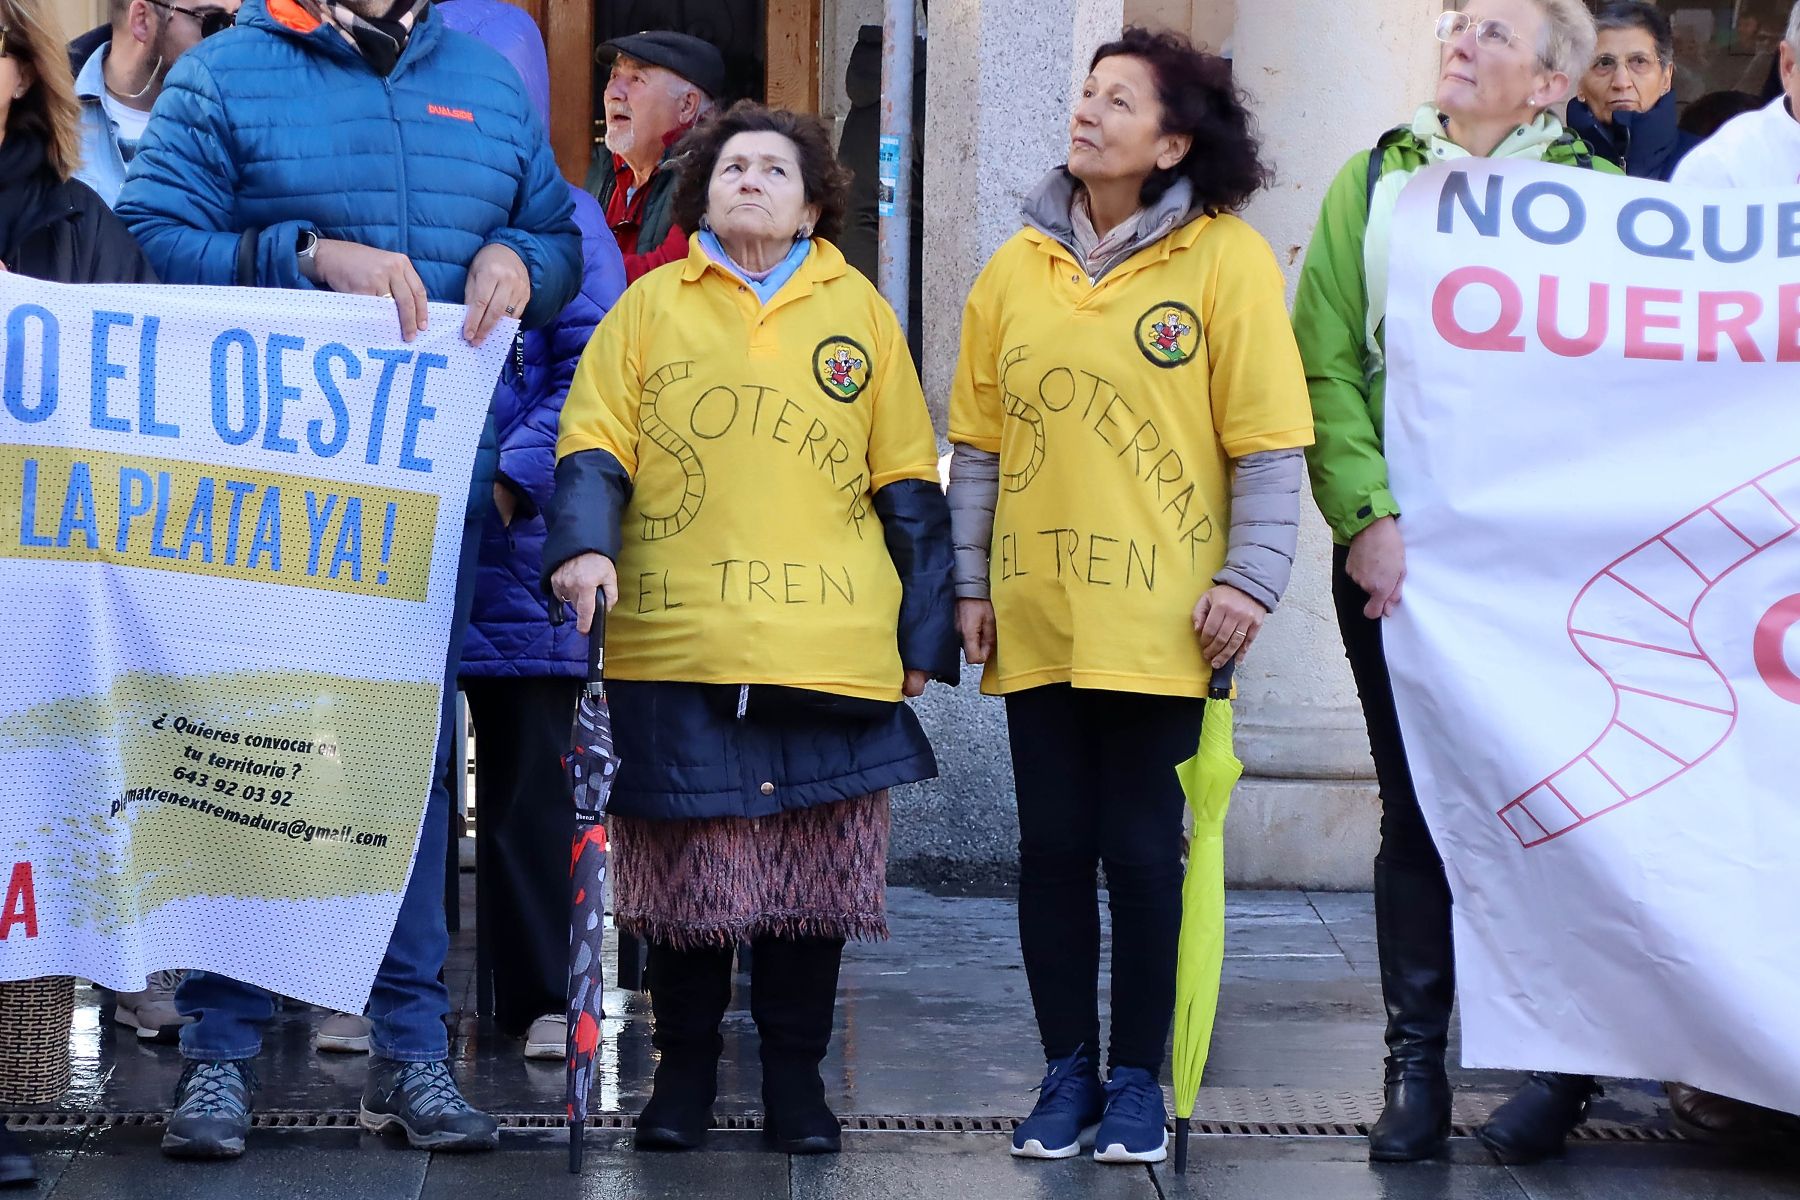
[{"x1": 177, "y1": 418, "x2": 499, "y2": 1063}]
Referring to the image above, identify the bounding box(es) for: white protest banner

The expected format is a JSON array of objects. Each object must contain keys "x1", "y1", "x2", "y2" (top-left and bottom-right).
[
  {"x1": 1382, "y1": 159, "x2": 1800, "y2": 1113},
  {"x1": 0, "y1": 275, "x2": 509, "y2": 1011}
]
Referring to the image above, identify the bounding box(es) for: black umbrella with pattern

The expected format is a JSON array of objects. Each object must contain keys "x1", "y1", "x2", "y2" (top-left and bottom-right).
[{"x1": 559, "y1": 594, "x2": 618, "y2": 1173}]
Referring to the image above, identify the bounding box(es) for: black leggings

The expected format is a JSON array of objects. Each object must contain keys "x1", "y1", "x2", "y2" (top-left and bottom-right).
[
  {"x1": 465, "y1": 675, "x2": 584, "y2": 1033},
  {"x1": 1330, "y1": 543, "x2": 1445, "y2": 874},
  {"x1": 1007, "y1": 683, "x2": 1206, "y2": 1074}
]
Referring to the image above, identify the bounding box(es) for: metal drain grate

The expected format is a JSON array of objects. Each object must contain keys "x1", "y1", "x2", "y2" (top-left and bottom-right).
[{"x1": 4, "y1": 1110, "x2": 1682, "y2": 1142}]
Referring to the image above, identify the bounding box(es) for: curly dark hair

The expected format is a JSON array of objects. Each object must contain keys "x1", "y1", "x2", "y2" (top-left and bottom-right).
[
  {"x1": 671, "y1": 101, "x2": 853, "y2": 244},
  {"x1": 1087, "y1": 27, "x2": 1271, "y2": 212}
]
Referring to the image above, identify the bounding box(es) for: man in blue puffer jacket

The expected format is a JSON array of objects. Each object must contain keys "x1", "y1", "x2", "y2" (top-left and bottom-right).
[
  {"x1": 434, "y1": 0, "x2": 626, "y2": 1062},
  {"x1": 114, "y1": 0, "x2": 580, "y2": 1162}
]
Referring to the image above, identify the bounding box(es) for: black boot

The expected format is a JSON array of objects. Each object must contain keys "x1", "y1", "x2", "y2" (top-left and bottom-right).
[
  {"x1": 751, "y1": 936, "x2": 844, "y2": 1155},
  {"x1": 1367, "y1": 861, "x2": 1456, "y2": 1162},
  {"x1": 1478, "y1": 1073, "x2": 1599, "y2": 1164},
  {"x1": 635, "y1": 942, "x2": 734, "y2": 1151},
  {"x1": 0, "y1": 1126, "x2": 36, "y2": 1189}
]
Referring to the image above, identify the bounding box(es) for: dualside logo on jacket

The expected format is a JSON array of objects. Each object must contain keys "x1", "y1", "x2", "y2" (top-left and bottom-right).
[{"x1": 427, "y1": 103, "x2": 476, "y2": 123}]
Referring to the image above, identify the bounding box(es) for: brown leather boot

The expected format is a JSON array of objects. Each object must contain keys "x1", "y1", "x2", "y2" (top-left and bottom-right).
[{"x1": 1667, "y1": 1083, "x2": 1800, "y2": 1145}]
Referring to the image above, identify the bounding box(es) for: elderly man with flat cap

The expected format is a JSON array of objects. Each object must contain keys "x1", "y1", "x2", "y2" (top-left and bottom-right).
[{"x1": 587, "y1": 30, "x2": 725, "y2": 281}]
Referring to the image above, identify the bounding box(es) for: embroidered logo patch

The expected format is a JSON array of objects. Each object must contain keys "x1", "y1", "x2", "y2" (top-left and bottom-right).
[
  {"x1": 428, "y1": 103, "x2": 475, "y2": 123},
  {"x1": 812, "y1": 337, "x2": 871, "y2": 402},
  {"x1": 1135, "y1": 301, "x2": 1200, "y2": 368}
]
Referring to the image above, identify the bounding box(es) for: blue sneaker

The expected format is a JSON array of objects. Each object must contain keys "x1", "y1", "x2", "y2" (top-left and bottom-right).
[
  {"x1": 1011, "y1": 1048, "x2": 1105, "y2": 1159},
  {"x1": 1093, "y1": 1067, "x2": 1170, "y2": 1163}
]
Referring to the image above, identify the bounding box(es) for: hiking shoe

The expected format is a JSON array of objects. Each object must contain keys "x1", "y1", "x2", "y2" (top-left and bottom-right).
[
  {"x1": 314, "y1": 1012, "x2": 373, "y2": 1054},
  {"x1": 1011, "y1": 1048, "x2": 1105, "y2": 1159},
  {"x1": 360, "y1": 1057, "x2": 498, "y2": 1152},
  {"x1": 162, "y1": 1060, "x2": 255, "y2": 1160},
  {"x1": 114, "y1": 970, "x2": 190, "y2": 1043},
  {"x1": 524, "y1": 1014, "x2": 566, "y2": 1062},
  {"x1": 1093, "y1": 1067, "x2": 1169, "y2": 1164}
]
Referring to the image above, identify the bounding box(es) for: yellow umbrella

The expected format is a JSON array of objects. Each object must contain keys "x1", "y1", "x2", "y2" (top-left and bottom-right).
[{"x1": 1170, "y1": 663, "x2": 1242, "y2": 1174}]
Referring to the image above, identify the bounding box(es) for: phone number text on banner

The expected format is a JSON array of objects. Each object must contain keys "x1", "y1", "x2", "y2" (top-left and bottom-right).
[{"x1": 0, "y1": 275, "x2": 509, "y2": 1012}]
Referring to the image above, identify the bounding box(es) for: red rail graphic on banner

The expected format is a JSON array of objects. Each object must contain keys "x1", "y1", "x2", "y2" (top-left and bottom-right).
[{"x1": 1500, "y1": 457, "x2": 1800, "y2": 847}]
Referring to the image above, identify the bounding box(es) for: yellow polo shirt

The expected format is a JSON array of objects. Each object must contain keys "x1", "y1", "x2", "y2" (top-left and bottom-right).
[
  {"x1": 558, "y1": 238, "x2": 939, "y2": 701},
  {"x1": 949, "y1": 213, "x2": 1313, "y2": 698}
]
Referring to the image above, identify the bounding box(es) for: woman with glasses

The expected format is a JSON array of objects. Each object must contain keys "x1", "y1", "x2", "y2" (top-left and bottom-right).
[
  {"x1": 1567, "y1": 1, "x2": 1698, "y2": 180},
  {"x1": 1292, "y1": 0, "x2": 1618, "y2": 1169},
  {"x1": 71, "y1": 0, "x2": 240, "y2": 207},
  {"x1": 0, "y1": 0, "x2": 153, "y2": 282}
]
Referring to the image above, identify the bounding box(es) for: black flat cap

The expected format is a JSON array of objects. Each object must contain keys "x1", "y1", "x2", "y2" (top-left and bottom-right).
[{"x1": 597, "y1": 31, "x2": 727, "y2": 99}]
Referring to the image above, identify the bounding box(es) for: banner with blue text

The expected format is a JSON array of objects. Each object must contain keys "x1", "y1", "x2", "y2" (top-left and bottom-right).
[
  {"x1": 1384, "y1": 160, "x2": 1800, "y2": 1113},
  {"x1": 0, "y1": 275, "x2": 509, "y2": 1010}
]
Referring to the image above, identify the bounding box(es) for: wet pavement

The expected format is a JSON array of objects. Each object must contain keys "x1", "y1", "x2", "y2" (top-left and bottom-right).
[{"x1": 7, "y1": 882, "x2": 1800, "y2": 1198}]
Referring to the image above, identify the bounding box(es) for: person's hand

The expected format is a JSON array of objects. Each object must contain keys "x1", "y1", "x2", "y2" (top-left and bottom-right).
[
  {"x1": 313, "y1": 239, "x2": 429, "y2": 342},
  {"x1": 957, "y1": 598, "x2": 997, "y2": 665},
  {"x1": 1347, "y1": 515, "x2": 1406, "y2": 620},
  {"x1": 1192, "y1": 583, "x2": 1268, "y2": 669},
  {"x1": 549, "y1": 552, "x2": 618, "y2": 634},
  {"x1": 492, "y1": 482, "x2": 518, "y2": 527},
  {"x1": 902, "y1": 669, "x2": 928, "y2": 698},
  {"x1": 0, "y1": 260, "x2": 9, "y2": 272},
  {"x1": 463, "y1": 243, "x2": 530, "y2": 347}
]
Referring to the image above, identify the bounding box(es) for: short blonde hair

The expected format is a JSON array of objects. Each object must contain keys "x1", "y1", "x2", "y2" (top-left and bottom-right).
[
  {"x1": 0, "y1": 0, "x2": 83, "y2": 180},
  {"x1": 1528, "y1": 0, "x2": 1598, "y2": 84},
  {"x1": 1451, "y1": 0, "x2": 1596, "y2": 89}
]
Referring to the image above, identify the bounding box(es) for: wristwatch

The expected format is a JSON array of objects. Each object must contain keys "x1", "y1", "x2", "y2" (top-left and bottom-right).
[{"x1": 296, "y1": 229, "x2": 320, "y2": 283}]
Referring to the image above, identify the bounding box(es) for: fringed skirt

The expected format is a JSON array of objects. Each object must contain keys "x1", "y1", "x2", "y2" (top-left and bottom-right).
[{"x1": 609, "y1": 790, "x2": 890, "y2": 949}]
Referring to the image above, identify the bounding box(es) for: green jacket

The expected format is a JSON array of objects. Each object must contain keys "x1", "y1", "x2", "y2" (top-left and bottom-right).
[{"x1": 1292, "y1": 107, "x2": 1620, "y2": 544}]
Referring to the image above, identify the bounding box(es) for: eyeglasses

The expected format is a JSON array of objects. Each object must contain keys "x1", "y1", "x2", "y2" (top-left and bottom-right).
[
  {"x1": 145, "y1": 0, "x2": 235, "y2": 39},
  {"x1": 1588, "y1": 52, "x2": 1663, "y2": 77},
  {"x1": 0, "y1": 26, "x2": 12, "y2": 58},
  {"x1": 1435, "y1": 10, "x2": 1526, "y2": 52}
]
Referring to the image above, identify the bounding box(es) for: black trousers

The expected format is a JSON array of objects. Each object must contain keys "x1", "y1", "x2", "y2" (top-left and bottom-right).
[
  {"x1": 465, "y1": 675, "x2": 584, "y2": 1034},
  {"x1": 1329, "y1": 544, "x2": 1444, "y2": 873},
  {"x1": 1006, "y1": 683, "x2": 1206, "y2": 1074}
]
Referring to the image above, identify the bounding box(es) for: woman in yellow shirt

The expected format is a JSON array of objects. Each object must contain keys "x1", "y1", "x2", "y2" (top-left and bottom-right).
[
  {"x1": 545, "y1": 103, "x2": 957, "y2": 1156},
  {"x1": 948, "y1": 28, "x2": 1313, "y2": 1165}
]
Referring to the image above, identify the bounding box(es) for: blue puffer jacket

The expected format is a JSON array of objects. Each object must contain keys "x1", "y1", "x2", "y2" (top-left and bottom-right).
[
  {"x1": 115, "y1": 0, "x2": 578, "y2": 330},
  {"x1": 437, "y1": 0, "x2": 627, "y2": 677}
]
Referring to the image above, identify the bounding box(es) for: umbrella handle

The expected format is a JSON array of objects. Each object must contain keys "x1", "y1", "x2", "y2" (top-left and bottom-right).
[
  {"x1": 569, "y1": 1118, "x2": 584, "y2": 1174},
  {"x1": 585, "y1": 590, "x2": 607, "y2": 691},
  {"x1": 1208, "y1": 661, "x2": 1236, "y2": 701},
  {"x1": 1174, "y1": 1116, "x2": 1189, "y2": 1174}
]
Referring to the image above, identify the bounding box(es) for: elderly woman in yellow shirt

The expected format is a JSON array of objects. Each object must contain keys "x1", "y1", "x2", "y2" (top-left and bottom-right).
[
  {"x1": 948, "y1": 28, "x2": 1313, "y2": 1167},
  {"x1": 544, "y1": 102, "x2": 957, "y2": 1157}
]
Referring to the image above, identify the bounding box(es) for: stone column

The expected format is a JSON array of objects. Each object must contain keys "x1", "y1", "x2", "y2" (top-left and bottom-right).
[
  {"x1": 919, "y1": 0, "x2": 1124, "y2": 422},
  {"x1": 1221, "y1": 0, "x2": 1442, "y2": 886}
]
